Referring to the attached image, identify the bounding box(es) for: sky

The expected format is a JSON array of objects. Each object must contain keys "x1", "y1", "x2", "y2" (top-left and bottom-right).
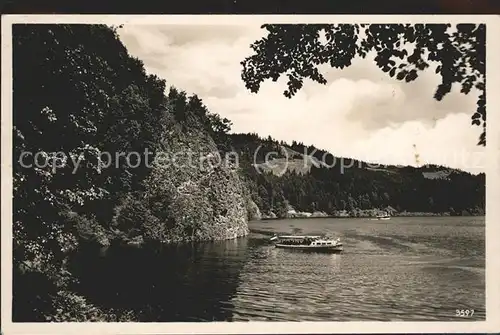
[{"x1": 118, "y1": 24, "x2": 486, "y2": 174}]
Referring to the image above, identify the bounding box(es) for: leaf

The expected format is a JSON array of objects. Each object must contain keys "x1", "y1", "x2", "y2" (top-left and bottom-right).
[
  {"x1": 460, "y1": 83, "x2": 472, "y2": 94},
  {"x1": 477, "y1": 97, "x2": 486, "y2": 107},
  {"x1": 240, "y1": 23, "x2": 486, "y2": 147},
  {"x1": 405, "y1": 70, "x2": 418, "y2": 82},
  {"x1": 475, "y1": 82, "x2": 485, "y2": 90},
  {"x1": 396, "y1": 70, "x2": 407, "y2": 81},
  {"x1": 478, "y1": 131, "x2": 486, "y2": 146}
]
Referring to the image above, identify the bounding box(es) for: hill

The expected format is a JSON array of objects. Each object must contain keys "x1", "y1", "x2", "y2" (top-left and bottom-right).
[
  {"x1": 12, "y1": 24, "x2": 252, "y2": 322},
  {"x1": 225, "y1": 133, "x2": 485, "y2": 218}
]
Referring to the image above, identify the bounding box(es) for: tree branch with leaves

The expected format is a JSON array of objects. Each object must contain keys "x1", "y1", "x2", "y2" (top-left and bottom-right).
[{"x1": 241, "y1": 23, "x2": 485, "y2": 145}]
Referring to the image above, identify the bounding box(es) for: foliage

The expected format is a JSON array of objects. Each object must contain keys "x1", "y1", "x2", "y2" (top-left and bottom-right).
[
  {"x1": 167, "y1": 87, "x2": 233, "y2": 149},
  {"x1": 12, "y1": 23, "x2": 485, "y2": 322},
  {"x1": 62, "y1": 210, "x2": 110, "y2": 247},
  {"x1": 13, "y1": 24, "x2": 167, "y2": 321},
  {"x1": 13, "y1": 23, "x2": 250, "y2": 321},
  {"x1": 228, "y1": 133, "x2": 485, "y2": 217},
  {"x1": 241, "y1": 24, "x2": 486, "y2": 145},
  {"x1": 111, "y1": 193, "x2": 166, "y2": 243},
  {"x1": 47, "y1": 290, "x2": 137, "y2": 322}
]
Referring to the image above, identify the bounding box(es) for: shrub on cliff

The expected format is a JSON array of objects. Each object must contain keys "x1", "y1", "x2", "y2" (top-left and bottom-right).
[
  {"x1": 61, "y1": 210, "x2": 110, "y2": 247},
  {"x1": 246, "y1": 199, "x2": 262, "y2": 221},
  {"x1": 142, "y1": 109, "x2": 250, "y2": 242}
]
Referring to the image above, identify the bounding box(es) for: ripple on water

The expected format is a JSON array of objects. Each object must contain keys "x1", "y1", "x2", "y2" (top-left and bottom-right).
[
  {"x1": 229, "y1": 218, "x2": 486, "y2": 321},
  {"x1": 72, "y1": 217, "x2": 484, "y2": 322}
]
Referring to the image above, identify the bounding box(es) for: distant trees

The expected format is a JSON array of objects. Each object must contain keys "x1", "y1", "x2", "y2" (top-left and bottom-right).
[
  {"x1": 241, "y1": 24, "x2": 486, "y2": 145},
  {"x1": 228, "y1": 133, "x2": 485, "y2": 217},
  {"x1": 167, "y1": 86, "x2": 233, "y2": 149}
]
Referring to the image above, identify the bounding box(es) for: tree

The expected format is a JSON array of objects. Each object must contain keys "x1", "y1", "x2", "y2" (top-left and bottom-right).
[
  {"x1": 241, "y1": 24, "x2": 486, "y2": 145},
  {"x1": 168, "y1": 87, "x2": 188, "y2": 123},
  {"x1": 13, "y1": 24, "x2": 167, "y2": 321},
  {"x1": 206, "y1": 112, "x2": 232, "y2": 136}
]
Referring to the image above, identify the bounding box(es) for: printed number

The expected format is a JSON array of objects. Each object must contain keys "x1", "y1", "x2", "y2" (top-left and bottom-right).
[{"x1": 455, "y1": 309, "x2": 474, "y2": 317}]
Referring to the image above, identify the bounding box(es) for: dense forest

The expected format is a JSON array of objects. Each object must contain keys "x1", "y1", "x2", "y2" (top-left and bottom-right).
[
  {"x1": 226, "y1": 133, "x2": 485, "y2": 218},
  {"x1": 12, "y1": 24, "x2": 485, "y2": 322},
  {"x1": 13, "y1": 24, "x2": 249, "y2": 322}
]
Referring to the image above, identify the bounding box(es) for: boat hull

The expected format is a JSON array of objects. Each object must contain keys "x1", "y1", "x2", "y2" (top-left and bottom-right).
[{"x1": 275, "y1": 243, "x2": 343, "y2": 253}]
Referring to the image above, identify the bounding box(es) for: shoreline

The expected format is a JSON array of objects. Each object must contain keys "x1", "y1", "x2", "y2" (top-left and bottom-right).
[{"x1": 259, "y1": 213, "x2": 485, "y2": 221}]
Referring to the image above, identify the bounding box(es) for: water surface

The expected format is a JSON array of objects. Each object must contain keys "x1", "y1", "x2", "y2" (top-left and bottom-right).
[{"x1": 72, "y1": 216, "x2": 485, "y2": 321}]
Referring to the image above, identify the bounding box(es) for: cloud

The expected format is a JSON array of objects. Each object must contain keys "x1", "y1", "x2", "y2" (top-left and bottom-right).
[{"x1": 118, "y1": 24, "x2": 485, "y2": 174}]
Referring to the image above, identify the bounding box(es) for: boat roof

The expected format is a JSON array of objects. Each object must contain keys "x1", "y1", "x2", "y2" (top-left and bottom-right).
[{"x1": 278, "y1": 235, "x2": 322, "y2": 239}]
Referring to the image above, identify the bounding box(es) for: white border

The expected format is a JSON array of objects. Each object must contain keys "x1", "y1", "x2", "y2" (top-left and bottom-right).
[{"x1": 2, "y1": 14, "x2": 500, "y2": 335}]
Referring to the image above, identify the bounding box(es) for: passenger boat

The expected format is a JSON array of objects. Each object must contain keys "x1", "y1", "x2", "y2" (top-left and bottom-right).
[
  {"x1": 375, "y1": 211, "x2": 391, "y2": 220},
  {"x1": 269, "y1": 234, "x2": 343, "y2": 253}
]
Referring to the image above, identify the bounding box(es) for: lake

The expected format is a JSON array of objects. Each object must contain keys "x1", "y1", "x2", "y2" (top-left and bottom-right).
[{"x1": 71, "y1": 216, "x2": 485, "y2": 321}]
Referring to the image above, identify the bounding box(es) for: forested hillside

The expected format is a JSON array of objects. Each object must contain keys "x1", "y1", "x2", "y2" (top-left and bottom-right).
[
  {"x1": 12, "y1": 24, "x2": 485, "y2": 322},
  {"x1": 225, "y1": 134, "x2": 485, "y2": 218},
  {"x1": 13, "y1": 24, "x2": 250, "y2": 322}
]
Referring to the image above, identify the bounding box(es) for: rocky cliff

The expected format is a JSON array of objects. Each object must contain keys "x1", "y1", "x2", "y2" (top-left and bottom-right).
[{"x1": 111, "y1": 114, "x2": 250, "y2": 245}]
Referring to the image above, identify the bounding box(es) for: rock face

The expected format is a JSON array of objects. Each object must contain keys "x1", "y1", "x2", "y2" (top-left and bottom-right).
[
  {"x1": 261, "y1": 211, "x2": 277, "y2": 219},
  {"x1": 137, "y1": 117, "x2": 250, "y2": 243},
  {"x1": 246, "y1": 199, "x2": 262, "y2": 221}
]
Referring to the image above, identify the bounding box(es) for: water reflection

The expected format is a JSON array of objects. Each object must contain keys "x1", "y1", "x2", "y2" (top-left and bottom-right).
[
  {"x1": 70, "y1": 238, "x2": 250, "y2": 321},
  {"x1": 68, "y1": 216, "x2": 485, "y2": 321}
]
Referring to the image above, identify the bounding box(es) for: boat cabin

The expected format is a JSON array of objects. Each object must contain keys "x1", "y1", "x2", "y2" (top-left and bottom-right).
[
  {"x1": 271, "y1": 234, "x2": 343, "y2": 252},
  {"x1": 277, "y1": 236, "x2": 316, "y2": 245},
  {"x1": 310, "y1": 240, "x2": 339, "y2": 246},
  {"x1": 273, "y1": 235, "x2": 341, "y2": 246}
]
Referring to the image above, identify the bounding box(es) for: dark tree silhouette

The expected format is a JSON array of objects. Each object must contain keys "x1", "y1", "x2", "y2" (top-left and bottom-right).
[
  {"x1": 12, "y1": 24, "x2": 238, "y2": 322},
  {"x1": 241, "y1": 24, "x2": 486, "y2": 145}
]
